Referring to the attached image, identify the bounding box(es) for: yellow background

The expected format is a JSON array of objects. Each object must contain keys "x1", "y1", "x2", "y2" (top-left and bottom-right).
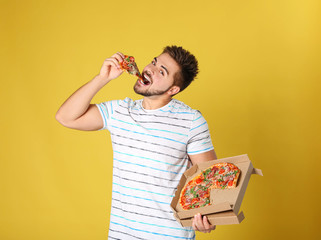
[{"x1": 1, "y1": 0, "x2": 320, "y2": 239}]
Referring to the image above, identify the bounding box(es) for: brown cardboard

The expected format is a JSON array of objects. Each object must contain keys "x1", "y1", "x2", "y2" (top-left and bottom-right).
[
  {"x1": 170, "y1": 154, "x2": 263, "y2": 227},
  {"x1": 180, "y1": 210, "x2": 245, "y2": 227}
]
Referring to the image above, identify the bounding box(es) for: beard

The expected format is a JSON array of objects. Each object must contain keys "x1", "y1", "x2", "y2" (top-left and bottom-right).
[{"x1": 133, "y1": 82, "x2": 173, "y2": 97}]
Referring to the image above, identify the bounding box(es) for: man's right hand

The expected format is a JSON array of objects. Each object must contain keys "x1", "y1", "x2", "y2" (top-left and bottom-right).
[
  {"x1": 56, "y1": 52, "x2": 127, "y2": 131},
  {"x1": 99, "y1": 52, "x2": 125, "y2": 83}
]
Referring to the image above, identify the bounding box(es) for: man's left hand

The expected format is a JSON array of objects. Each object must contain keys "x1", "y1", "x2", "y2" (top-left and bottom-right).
[{"x1": 192, "y1": 213, "x2": 216, "y2": 233}]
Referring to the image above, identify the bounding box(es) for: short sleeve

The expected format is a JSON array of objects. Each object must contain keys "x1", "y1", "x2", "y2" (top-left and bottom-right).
[
  {"x1": 95, "y1": 100, "x2": 120, "y2": 131},
  {"x1": 187, "y1": 110, "x2": 214, "y2": 155}
]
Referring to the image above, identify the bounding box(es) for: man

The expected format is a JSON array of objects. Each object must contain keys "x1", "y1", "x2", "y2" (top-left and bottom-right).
[{"x1": 56, "y1": 46, "x2": 217, "y2": 239}]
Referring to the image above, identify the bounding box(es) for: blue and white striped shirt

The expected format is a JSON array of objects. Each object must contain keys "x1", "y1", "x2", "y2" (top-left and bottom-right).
[{"x1": 96, "y1": 98, "x2": 214, "y2": 240}]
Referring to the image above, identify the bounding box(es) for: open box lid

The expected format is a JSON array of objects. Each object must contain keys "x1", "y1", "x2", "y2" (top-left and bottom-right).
[{"x1": 170, "y1": 154, "x2": 263, "y2": 220}]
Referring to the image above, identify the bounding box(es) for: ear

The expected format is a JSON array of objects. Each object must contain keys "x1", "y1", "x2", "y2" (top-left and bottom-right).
[{"x1": 167, "y1": 85, "x2": 180, "y2": 96}]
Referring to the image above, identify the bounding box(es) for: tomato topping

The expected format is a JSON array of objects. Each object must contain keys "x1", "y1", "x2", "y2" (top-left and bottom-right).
[
  {"x1": 195, "y1": 178, "x2": 202, "y2": 184},
  {"x1": 198, "y1": 190, "x2": 208, "y2": 198},
  {"x1": 192, "y1": 198, "x2": 200, "y2": 204}
]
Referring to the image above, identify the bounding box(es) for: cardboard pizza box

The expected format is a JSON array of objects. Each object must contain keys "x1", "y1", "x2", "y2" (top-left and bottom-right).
[{"x1": 170, "y1": 154, "x2": 263, "y2": 227}]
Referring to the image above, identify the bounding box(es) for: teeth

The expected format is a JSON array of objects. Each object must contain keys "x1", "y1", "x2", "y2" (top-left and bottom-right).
[
  {"x1": 143, "y1": 73, "x2": 151, "y2": 83},
  {"x1": 139, "y1": 73, "x2": 151, "y2": 85}
]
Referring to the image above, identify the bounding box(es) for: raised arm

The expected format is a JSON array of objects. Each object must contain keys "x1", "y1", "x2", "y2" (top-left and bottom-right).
[{"x1": 55, "y1": 52, "x2": 125, "y2": 131}]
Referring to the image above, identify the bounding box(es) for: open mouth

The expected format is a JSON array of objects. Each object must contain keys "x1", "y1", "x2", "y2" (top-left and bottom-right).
[{"x1": 139, "y1": 72, "x2": 152, "y2": 85}]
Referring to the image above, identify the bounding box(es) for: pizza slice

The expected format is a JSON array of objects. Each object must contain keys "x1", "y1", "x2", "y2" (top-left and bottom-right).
[
  {"x1": 213, "y1": 163, "x2": 240, "y2": 189},
  {"x1": 119, "y1": 55, "x2": 152, "y2": 85},
  {"x1": 119, "y1": 55, "x2": 142, "y2": 78}
]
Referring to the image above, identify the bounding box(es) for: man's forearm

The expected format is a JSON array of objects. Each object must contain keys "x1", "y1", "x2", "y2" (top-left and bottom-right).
[{"x1": 55, "y1": 75, "x2": 109, "y2": 124}]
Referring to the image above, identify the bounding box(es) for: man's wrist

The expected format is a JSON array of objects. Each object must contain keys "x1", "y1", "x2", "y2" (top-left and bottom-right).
[{"x1": 93, "y1": 74, "x2": 111, "y2": 88}]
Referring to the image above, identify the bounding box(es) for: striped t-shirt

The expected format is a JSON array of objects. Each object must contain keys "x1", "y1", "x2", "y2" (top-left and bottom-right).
[{"x1": 96, "y1": 97, "x2": 214, "y2": 240}]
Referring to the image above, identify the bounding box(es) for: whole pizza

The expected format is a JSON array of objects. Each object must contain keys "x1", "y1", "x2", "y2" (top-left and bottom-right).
[{"x1": 179, "y1": 162, "x2": 241, "y2": 210}]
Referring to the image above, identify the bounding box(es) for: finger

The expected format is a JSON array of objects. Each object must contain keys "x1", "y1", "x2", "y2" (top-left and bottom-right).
[
  {"x1": 112, "y1": 53, "x2": 124, "y2": 63},
  {"x1": 104, "y1": 57, "x2": 119, "y2": 65},
  {"x1": 104, "y1": 58, "x2": 121, "y2": 69},
  {"x1": 194, "y1": 213, "x2": 205, "y2": 232},
  {"x1": 116, "y1": 52, "x2": 125, "y2": 60},
  {"x1": 203, "y1": 216, "x2": 211, "y2": 229},
  {"x1": 202, "y1": 216, "x2": 211, "y2": 233},
  {"x1": 192, "y1": 217, "x2": 199, "y2": 231}
]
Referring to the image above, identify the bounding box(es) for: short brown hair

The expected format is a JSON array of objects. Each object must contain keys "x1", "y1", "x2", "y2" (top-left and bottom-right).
[{"x1": 162, "y1": 45, "x2": 199, "y2": 93}]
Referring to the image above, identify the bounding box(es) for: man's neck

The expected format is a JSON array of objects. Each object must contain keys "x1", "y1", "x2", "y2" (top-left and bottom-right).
[{"x1": 142, "y1": 96, "x2": 172, "y2": 110}]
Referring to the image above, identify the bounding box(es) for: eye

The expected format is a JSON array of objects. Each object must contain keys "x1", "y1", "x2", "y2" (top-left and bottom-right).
[
  {"x1": 152, "y1": 60, "x2": 156, "y2": 65},
  {"x1": 160, "y1": 70, "x2": 164, "y2": 76}
]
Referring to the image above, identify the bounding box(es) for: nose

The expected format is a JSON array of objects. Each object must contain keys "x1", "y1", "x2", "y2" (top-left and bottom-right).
[{"x1": 146, "y1": 66, "x2": 155, "y2": 76}]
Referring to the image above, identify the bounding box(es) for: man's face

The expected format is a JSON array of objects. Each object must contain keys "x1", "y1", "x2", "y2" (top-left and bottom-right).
[{"x1": 133, "y1": 53, "x2": 180, "y2": 97}]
